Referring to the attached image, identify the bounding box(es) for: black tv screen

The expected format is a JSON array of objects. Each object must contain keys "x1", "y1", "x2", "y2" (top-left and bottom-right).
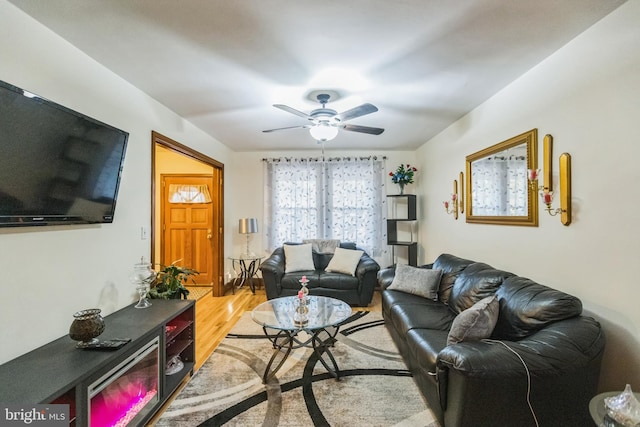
[{"x1": 0, "y1": 80, "x2": 129, "y2": 227}]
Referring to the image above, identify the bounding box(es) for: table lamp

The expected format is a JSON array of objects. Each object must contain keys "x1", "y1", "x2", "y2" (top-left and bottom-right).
[{"x1": 239, "y1": 218, "x2": 258, "y2": 258}]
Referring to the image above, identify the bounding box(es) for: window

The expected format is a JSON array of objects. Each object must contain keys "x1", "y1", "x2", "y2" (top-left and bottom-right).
[
  {"x1": 264, "y1": 157, "x2": 385, "y2": 256},
  {"x1": 167, "y1": 184, "x2": 212, "y2": 203}
]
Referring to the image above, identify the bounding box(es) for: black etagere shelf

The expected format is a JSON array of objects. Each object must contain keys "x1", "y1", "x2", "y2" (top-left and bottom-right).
[{"x1": 386, "y1": 194, "x2": 417, "y2": 266}]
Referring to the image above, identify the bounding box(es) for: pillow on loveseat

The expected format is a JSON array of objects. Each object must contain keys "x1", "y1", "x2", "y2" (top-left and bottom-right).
[
  {"x1": 387, "y1": 264, "x2": 443, "y2": 300},
  {"x1": 447, "y1": 295, "x2": 499, "y2": 345},
  {"x1": 284, "y1": 243, "x2": 315, "y2": 273},
  {"x1": 325, "y1": 247, "x2": 364, "y2": 276}
]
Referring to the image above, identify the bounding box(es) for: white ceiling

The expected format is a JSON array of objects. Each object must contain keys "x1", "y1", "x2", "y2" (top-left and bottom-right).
[{"x1": 8, "y1": 0, "x2": 626, "y2": 152}]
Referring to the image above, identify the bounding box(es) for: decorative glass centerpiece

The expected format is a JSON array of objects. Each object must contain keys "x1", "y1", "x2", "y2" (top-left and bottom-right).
[
  {"x1": 130, "y1": 257, "x2": 155, "y2": 309},
  {"x1": 299, "y1": 275, "x2": 310, "y2": 301},
  {"x1": 605, "y1": 384, "x2": 640, "y2": 427},
  {"x1": 293, "y1": 289, "x2": 309, "y2": 327}
]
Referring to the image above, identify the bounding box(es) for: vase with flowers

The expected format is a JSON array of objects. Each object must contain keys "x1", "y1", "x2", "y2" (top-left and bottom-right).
[{"x1": 389, "y1": 164, "x2": 417, "y2": 194}]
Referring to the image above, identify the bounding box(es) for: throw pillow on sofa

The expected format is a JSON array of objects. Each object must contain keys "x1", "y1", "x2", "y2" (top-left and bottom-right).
[
  {"x1": 284, "y1": 243, "x2": 315, "y2": 273},
  {"x1": 387, "y1": 264, "x2": 443, "y2": 300},
  {"x1": 325, "y1": 247, "x2": 364, "y2": 276},
  {"x1": 447, "y1": 295, "x2": 499, "y2": 345}
]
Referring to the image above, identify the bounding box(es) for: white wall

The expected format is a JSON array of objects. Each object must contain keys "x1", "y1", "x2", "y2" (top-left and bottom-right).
[
  {"x1": 0, "y1": 1, "x2": 233, "y2": 363},
  {"x1": 417, "y1": 1, "x2": 640, "y2": 391}
]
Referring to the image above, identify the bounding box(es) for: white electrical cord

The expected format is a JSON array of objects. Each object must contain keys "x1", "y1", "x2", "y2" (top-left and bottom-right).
[{"x1": 483, "y1": 339, "x2": 540, "y2": 427}]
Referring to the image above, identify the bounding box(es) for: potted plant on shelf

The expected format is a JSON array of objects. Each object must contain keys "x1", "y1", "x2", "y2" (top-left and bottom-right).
[
  {"x1": 148, "y1": 260, "x2": 198, "y2": 300},
  {"x1": 389, "y1": 163, "x2": 418, "y2": 194}
]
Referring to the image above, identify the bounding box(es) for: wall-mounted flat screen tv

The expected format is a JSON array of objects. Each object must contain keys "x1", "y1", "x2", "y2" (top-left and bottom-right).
[{"x1": 0, "y1": 80, "x2": 129, "y2": 227}]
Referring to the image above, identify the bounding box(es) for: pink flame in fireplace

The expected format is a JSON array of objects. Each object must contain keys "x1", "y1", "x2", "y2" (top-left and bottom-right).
[{"x1": 91, "y1": 379, "x2": 158, "y2": 427}]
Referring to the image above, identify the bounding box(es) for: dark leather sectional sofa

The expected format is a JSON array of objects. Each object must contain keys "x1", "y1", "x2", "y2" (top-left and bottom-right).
[
  {"x1": 378, "y1": 253, "x2": 606, "y2": 427},
  {"x1": 260, "y1": 242, "x2": 380, "y2": 306}
]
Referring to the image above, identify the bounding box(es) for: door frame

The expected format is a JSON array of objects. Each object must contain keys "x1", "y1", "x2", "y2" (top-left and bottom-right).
[{"x1": 151, "y1": 131, "x2": 225, "y2": 296}]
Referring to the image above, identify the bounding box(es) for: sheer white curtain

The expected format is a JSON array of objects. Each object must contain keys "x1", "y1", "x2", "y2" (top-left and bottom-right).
[
  {"x1": 264, "y1": 158, "x2": 323, "y2": 245},
  {"x1": 264, "y1": 157, "x2": 385, "y2": 256},
  {"x1": 506, "y1": 156, "x2": 527, "y2": 215}
]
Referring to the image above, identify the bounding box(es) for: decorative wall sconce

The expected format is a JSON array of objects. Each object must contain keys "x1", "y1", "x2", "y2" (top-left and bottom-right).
[
  {"x1": 443, "y1": 180, "x2": 459, "y2": 219},
  {"x1": 459, "y1": 172, "x2": 465, "y2": 214},
  {"x1": 527, "y1": 134, "x2": 572, "y2": 225},
  {"x1": 527, "y1": 168, "x2": 542, "y2": 191}
]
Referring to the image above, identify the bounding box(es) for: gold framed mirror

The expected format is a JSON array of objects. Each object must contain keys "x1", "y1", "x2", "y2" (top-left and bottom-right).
[{"x1": 465, "y1": 129, "x2": 538, "y2": 226}]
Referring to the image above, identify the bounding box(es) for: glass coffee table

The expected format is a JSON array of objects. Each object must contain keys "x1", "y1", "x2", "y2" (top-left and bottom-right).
[{"x1": 251, "y1": 295, "x2": 352, "y2": 384}]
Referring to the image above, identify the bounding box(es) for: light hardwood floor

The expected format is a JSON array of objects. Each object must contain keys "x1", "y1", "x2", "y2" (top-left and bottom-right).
[{"x1": 148, "y1": 285, "x2": 382, "y2": 424}]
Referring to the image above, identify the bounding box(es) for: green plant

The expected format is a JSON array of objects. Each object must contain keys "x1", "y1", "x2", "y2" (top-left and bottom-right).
[{"x1": 148, "y1": 260, "x2": 198, "y2": 299}]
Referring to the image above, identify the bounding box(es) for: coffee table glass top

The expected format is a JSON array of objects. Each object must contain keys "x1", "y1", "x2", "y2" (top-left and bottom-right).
[{"x1": 252, "y1": 295, "x2": 352, "y2": 331}]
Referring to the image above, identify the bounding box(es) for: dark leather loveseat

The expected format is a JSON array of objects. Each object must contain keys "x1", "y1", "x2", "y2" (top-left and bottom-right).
[
  {"x1": 260, "y1": 242, "x2": 380, "y2": 306},
  {"x1": 378, "y1": 253, "x2": 605, "y2": 427}
]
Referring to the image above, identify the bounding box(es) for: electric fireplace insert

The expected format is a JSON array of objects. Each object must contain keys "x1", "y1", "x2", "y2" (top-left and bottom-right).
[{"x1": 88, "y1": 337, "x2": 160, "y2": 427}]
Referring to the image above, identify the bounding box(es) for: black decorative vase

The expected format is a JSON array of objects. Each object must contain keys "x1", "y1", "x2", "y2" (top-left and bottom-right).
[{"x1": 69, "y1": 308, "x2": 105, "y2": 348}]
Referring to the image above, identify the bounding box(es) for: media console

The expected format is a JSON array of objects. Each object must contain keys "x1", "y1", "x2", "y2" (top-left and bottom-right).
[{"x1": 0, "y1": 299, "x2": 195, "y2": 426}]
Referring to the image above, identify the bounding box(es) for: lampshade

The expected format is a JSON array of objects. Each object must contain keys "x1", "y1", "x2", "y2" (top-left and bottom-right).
[
  {"x1": 309, "y1": 123, "x2": 339, "y2": 142},
  {"x1": 239, "y1": 218, "x2": 258, "y2": 234}
]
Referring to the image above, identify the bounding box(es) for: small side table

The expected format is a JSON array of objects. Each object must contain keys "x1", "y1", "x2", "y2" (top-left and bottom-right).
[
  {"x1": 228, "y1": 256, "x2": 263, "y2": 294},
  {"x1": 589, "y1": 390, "x2": 640, "y2": 426}
]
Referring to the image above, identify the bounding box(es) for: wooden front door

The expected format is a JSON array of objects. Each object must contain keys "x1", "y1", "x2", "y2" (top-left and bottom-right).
[{"x1": 161, "y1": 175, "x2": 215, "y2": 285}]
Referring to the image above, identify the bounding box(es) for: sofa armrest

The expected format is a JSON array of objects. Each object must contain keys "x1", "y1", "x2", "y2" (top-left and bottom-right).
[
  {"x1": 259, "y1": 248, "x2": 285, "y2": 299},
  {"x1": 353, "y1": 253, "x2": 380, "y2": 305},
  {"x1": 355, "y1": 253, "x2": 380, "y2": 278},
  {"x1": 377, "y1": 266, "x2": 396, "y2": 290},
  {"x1": 435, "y1": 316, "x2": 605, "y2": 417}
]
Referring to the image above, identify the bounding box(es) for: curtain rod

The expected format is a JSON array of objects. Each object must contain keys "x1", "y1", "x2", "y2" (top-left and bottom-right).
[{"x1": 262, "y1": 155, "x2": 386, "y2": 162}]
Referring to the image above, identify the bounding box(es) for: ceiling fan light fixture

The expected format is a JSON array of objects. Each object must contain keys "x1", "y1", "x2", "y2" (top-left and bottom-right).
[
  {"x1": 264, "y1": 93, "x2": 383, "y2": 139},
  {"x1": 309, "y1": 123, "x2": 339, "y2": 141}
]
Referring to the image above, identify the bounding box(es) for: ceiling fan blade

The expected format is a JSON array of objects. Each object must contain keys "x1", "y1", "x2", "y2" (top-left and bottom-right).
[
  {"x1": 336, "y1": 103, "x2": 378, "y2": 122},
  {"x1": 342, "y1": 124, "x2": 385, "y2": 135},
  {"x1": 273, "y1": 104, "x2": 313, "y2": 120},
  {"x1": 262, "y1": 125, "x2": 311, "y2": 133}
]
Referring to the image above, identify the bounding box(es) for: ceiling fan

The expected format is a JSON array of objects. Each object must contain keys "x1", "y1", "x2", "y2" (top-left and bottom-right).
[{"x1": 263, "y1": 93, "x2": 385, "y2": 142}]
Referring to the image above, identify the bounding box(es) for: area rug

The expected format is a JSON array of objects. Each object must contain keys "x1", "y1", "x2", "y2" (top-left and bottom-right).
[{"x1": 156, "y1": 311, "x2": 439, "y2": 426}]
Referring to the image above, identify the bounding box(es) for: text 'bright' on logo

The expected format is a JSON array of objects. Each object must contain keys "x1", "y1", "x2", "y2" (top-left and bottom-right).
[{"x1": 1, "y1": 404, "x2": 68, "y2": 426}]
